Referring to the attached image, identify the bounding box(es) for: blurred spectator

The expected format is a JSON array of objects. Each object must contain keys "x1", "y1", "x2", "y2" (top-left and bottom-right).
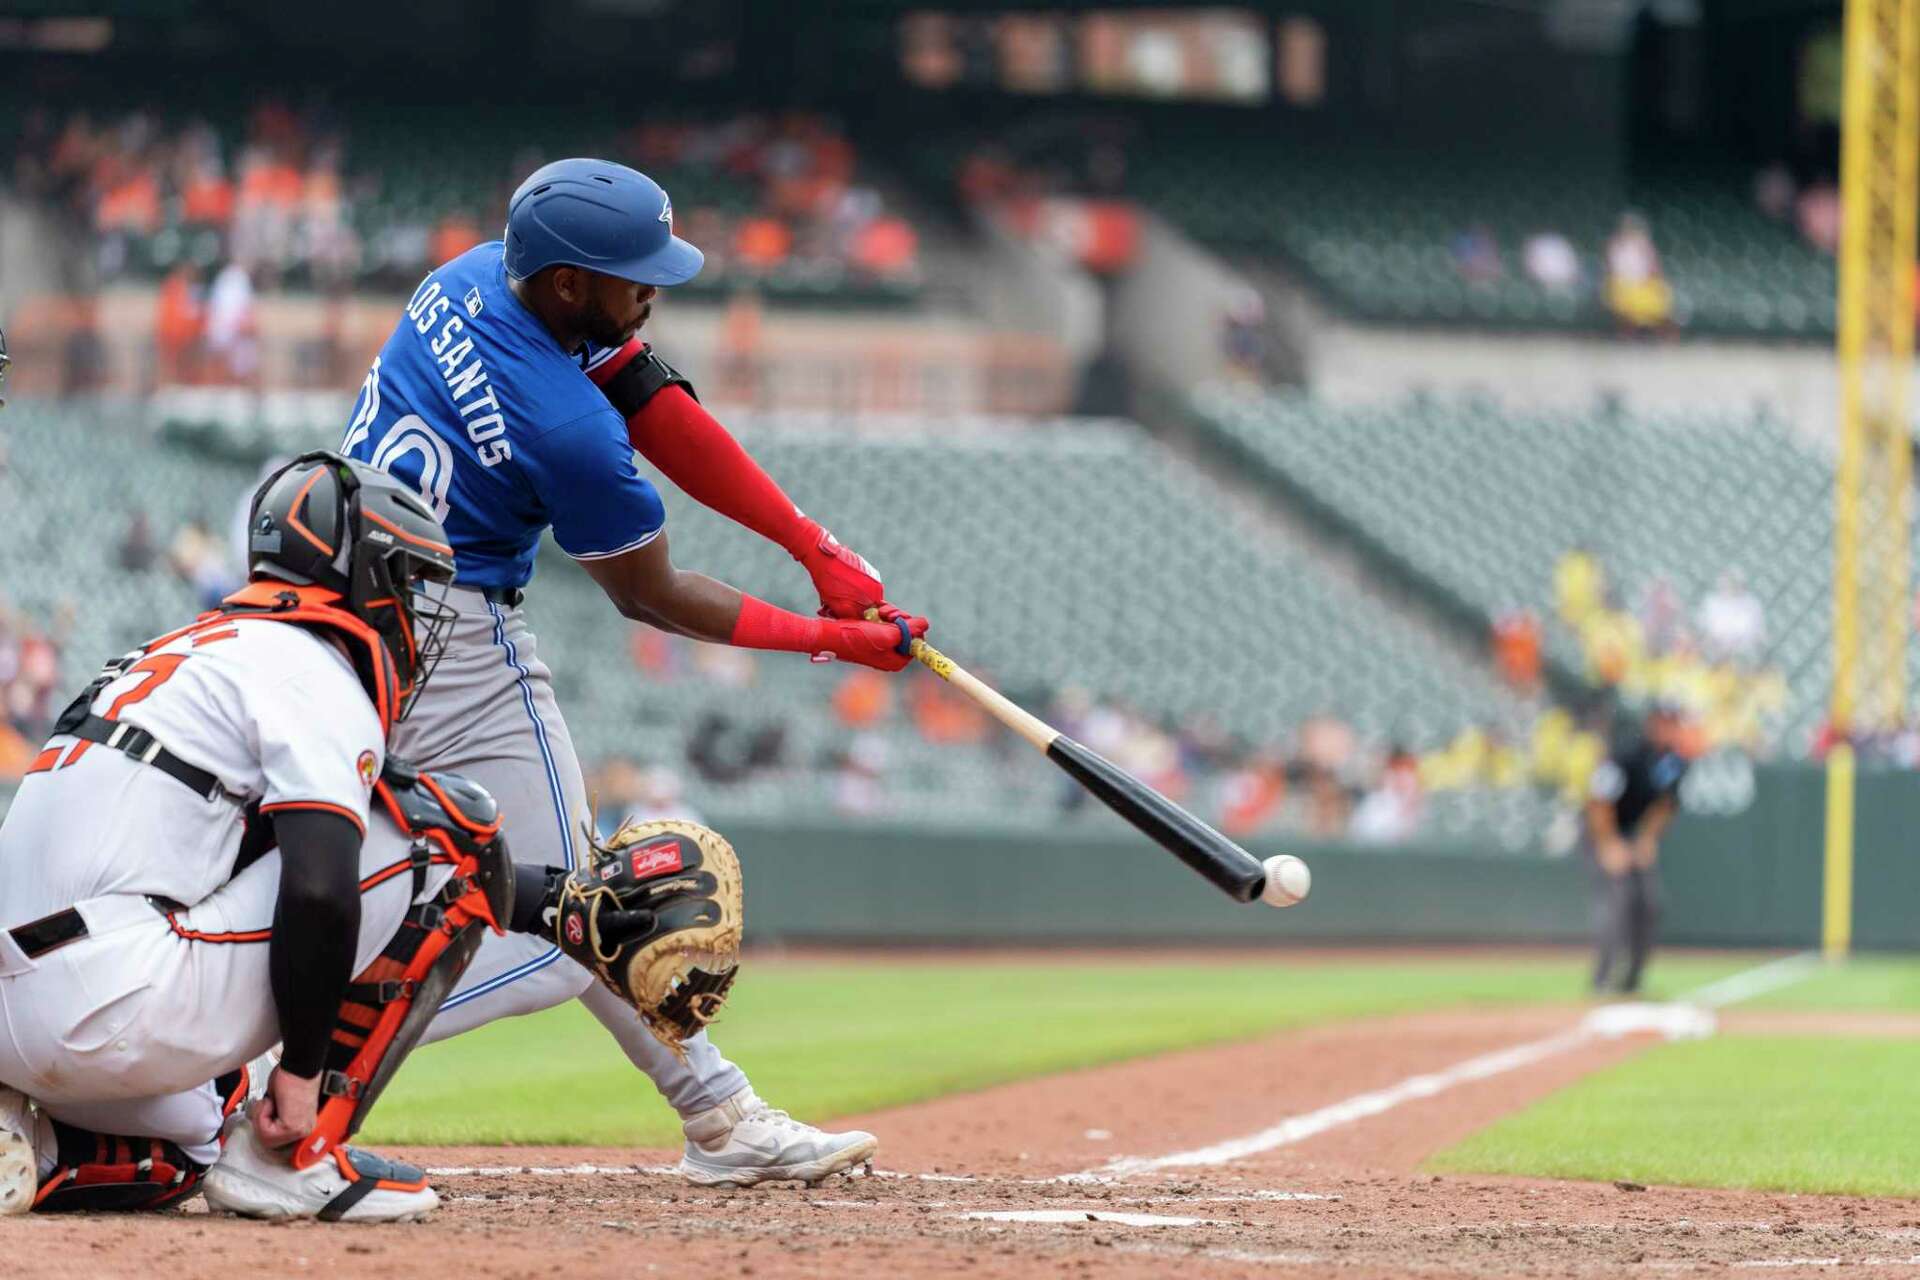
[
  {"x1": 1450, "y1": 224, "x2": 1502, "y2": 285},
  {"x1": 169, "y1": 519, "x2": 240, "y2": 610},
  {"x1": 1220, "y1": 285, "x2": 1266, "y2": 380},
  {"x1": 686, "y1": 711, "x2": 784, "y2": 784},
  {"x1": 629, "y1": 625, "x2": 686, "y2": 679},
  {"x1": 1553, "y1": 547, "x2": 1604, "y2": 628},
  {"x1": 734, "y1": 215, "x2": 794, "y2": 273},
  {"x1": 1753, "y1": 162, "x2": 1796, "y2": 221},
  {"x1": 909, "y1": 676, "x2": 989, "y2": 745},
  {"x1": 429, "y1": 211, "x2": 485, "y2": 267},
  {"x1": 1491, "y1": 608, "x2": 1543, "y2": 693},
  {"x1": 832, "y1": 733, "x2": 889, "y2": 815},
  {"x1": 1349, "y1": 746, "x2": 1424, "y2": 843},
  {"x1": 0, "y1": 604, "x2": 66, "y2": 744},
  {"x1": 832, "y1": 667, "x2": 894, "y2": 729},
  {"x1": 1698, "y1": 572, "x2": 1765, "y2": 665},
  {"x1": 154, "y1": 264, "x2": 206, "y2": 386},
  {"x1": 1298, "y1": 712, "x2": 1354, "y2": 837},
  {"x1": 1522, "y1": 231, "x2": 1582, "y2": 294},
  {"x1": 1218, "y1": 750, "x2": 1287, "y2": 838},
  {"x1": 1636, "y1": 574, "x2": 1684, "y2": 655},
  {"x1": 849, "y1": 215, "x2": 919, "y2": 280},
  {"x1": 203, "y1": 260, "x2": 259, "y2": 383},
  {"x1": 692, "y1": 642, "x2": 757, "y2": 688},
  {"x1": 1795, "y1": 181, "x2": 1841, "y2": 255},
  {"x1": 1603, "y1": 212, "x2": 1674, "y2": 334},
  {"x1": 593, "y1": 757, "x2": 704, "y2": 834},
  {"x1": 117, "y1": 509, "x2": 157, "y2": 573}
]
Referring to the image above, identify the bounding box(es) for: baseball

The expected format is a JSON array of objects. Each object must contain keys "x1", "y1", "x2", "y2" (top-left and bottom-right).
[{"x1": 1261, "y1": 854, "x2": 1311, "y2": 909}]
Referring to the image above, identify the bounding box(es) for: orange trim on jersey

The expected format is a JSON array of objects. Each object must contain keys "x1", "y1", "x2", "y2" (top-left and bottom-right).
[
  {"x1": 358, "y1": 857, "x2": 414, "y2": 893},
  {"x1": 190, "y1": 627, "x2": 240, "y2": 646},
  {"x1": 285, "y1": 468, "x2": 335, "y2": 556},
  {"x1": 164, "y1": 913, "x2": 273, "y2": 944},
  {"x1": 25, "y1": 747, "x2": 61, "y2": 775},
  {"x1": 362, "y1": 508, "x2": 454, "y2": 557},
  {"x1": 259, "y1": 800, "x2": 367, "y2": 836}
]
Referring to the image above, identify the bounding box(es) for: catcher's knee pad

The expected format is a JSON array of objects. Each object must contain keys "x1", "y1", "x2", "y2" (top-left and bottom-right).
[
  {"x1": 33, "y1": 1067, "x2": 251, "y2": 1213},
  {"x1": 298, "y1": 759, "x2": 511, "y2": 1170}
]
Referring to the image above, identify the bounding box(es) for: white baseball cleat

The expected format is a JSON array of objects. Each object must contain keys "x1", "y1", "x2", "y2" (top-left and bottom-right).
[
  {"x1": 677, "y1": 1087, "x2": 878, "y2": 1188},
  {"x1": 202, "y1": 1115, "x2": 439, "y2": 1222},
  {"x1": 0, "y1": 1086, "x2": 38, "y2": 1216}
]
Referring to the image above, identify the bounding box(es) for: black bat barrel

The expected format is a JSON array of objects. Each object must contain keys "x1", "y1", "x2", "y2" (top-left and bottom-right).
[{"x1": 1046, "y1": 735, "x2": 1268, "y2": 902}]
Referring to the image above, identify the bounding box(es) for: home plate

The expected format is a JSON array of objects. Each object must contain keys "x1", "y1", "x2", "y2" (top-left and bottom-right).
[{"x1": 959, "y1": 1210, "x2": 1225, "y2": 1227}]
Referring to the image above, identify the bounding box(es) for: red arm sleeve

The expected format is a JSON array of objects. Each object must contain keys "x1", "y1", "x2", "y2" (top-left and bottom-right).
[{"x1": 603, "y1": 361, "x2": 812, "y2": 557}]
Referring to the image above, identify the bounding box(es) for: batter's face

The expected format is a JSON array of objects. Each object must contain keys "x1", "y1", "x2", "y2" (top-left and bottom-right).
[{"x1": 571, "y1": 270, "x2": 657, "y2": 348}]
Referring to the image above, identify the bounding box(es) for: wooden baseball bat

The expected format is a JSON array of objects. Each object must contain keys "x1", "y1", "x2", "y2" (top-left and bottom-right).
[{"x1": 886, "y1": 624, "x2": 1268, "y2": 904}]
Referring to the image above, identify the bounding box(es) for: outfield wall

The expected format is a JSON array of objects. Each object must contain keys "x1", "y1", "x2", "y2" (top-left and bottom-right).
[{"x1": 726, "y1": 763, "x2": 1917, "y2": 950}]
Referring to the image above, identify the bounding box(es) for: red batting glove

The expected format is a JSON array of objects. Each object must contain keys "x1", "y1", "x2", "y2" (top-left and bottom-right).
[
  {"x1": 790, "y1": 517, "x2": 886, "y2": 620},
  {"x1": 732, "y1": 595, "x2": 928, "y2": 672},
  {"x1": 815, "y1": 611, "x2": 929, "y2": 672}
]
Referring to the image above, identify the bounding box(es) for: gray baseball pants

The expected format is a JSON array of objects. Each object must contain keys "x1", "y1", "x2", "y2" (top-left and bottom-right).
[{"x1": 408, "y1": 586, "x2": 748, "y2": 1117}]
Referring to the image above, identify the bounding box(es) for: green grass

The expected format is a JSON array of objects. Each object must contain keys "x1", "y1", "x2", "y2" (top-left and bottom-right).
[
  {"x1": 1428, "y1": 1035, "x2": 1920, "y2": 1196},
  {"x1": 1740, "y1": 955, "x2": 1920, "y2": 1011},
  {"x1": 366, "y1": 952, "x2": 1754, "y2": 1146}
]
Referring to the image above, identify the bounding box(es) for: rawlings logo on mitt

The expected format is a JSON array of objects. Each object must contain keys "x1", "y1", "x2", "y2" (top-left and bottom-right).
[{"x1": 553, "y1": 818, "x2": 744, "y2": 1055}]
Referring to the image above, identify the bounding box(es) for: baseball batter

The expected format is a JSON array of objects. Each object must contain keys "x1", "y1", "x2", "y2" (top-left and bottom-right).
[{"x1": 341, "y1": 157, "x2": 929, "y2": 1186}]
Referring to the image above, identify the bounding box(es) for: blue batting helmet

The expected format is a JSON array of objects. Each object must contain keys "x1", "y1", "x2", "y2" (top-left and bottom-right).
[{"x1": 503, "y1": 158, "x2": 705, "y2": 287}]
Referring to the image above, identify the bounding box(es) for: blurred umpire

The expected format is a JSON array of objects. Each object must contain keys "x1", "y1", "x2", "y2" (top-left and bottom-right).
[{"x1": 1586, "y1": 702, "x2": 1689, "y2": 995}]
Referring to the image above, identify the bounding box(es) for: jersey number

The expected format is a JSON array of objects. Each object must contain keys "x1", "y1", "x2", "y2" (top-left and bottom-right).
[
  {"x1": 340, "y1": 359, "x2": 455, "y2": 522},
  {"x1": 61, "y1": 653, "x2": 192, "y2": 767}
]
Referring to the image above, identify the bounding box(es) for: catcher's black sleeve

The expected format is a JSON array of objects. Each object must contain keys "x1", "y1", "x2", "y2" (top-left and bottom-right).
[
  {"x1": 268, "y1": 810, "x2": 363, "y2": 1078},
  {"x1": 508, "y1": 862, "x2": 564, "y2": 936}
]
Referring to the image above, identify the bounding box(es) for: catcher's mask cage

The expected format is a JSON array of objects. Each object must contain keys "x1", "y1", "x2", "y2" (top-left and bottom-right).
[{"x1": 248, "y1": 451, "x2": 459, "y2": 719}]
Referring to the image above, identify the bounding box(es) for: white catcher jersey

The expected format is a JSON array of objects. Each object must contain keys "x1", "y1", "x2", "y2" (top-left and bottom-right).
[{"x1": 0, "y1": 619, "x2": 384, "y2": 923}]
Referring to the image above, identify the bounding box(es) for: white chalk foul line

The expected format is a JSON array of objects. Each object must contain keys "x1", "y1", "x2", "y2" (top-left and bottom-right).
[
  {"x1": 1682, "y1": 951, "x2": 1824, "y2": 1010},
  {"x1": 1093, "y1": 1024, "x2": 1595, "y2": 1178},
  {"x1": 961, "y1": 1209, "x2": 1226, "y2": 1227},
  {"x1": 1086, "y1": 952, "x2": 1822, "y2": 1179}
]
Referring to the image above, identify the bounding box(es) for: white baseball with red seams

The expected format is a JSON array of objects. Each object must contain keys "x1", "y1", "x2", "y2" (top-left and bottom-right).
[{"x1": 1261, "y1": 855, "x2": 1312, "y2": 909}]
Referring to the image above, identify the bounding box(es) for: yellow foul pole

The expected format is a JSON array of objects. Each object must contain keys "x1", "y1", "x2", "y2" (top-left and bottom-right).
[{"x1": 1827, "y1": 0, "x2": 1918, "y2": 957}]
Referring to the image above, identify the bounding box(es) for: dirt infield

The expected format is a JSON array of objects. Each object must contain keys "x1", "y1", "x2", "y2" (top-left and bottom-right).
[{"x1": 10, "y1": 1005, "x2": 1917, "y2": 1279}]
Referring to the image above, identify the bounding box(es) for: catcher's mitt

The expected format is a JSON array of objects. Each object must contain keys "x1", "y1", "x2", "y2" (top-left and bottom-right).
[{"x1": 554, "y1": 817, "x2": 744, "y2": 1054}]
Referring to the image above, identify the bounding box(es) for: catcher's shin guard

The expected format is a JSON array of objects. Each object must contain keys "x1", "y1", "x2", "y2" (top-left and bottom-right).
[
  {"x1": 31, "y1": 1066, "x2": 251, "y2": 1213},
  {"x1": 294, "y1": 760, "x2": 511, "y2": 1171}
]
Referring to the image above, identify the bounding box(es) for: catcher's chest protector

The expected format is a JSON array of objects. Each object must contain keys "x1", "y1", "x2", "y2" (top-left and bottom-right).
[{"x1": 293, "y1": 759, "x2": 513, "y2": 1172}]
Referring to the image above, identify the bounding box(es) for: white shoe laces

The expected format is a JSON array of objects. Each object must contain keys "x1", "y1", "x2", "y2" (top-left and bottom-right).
[{"x1": 741, "y1": 1104, "x2": 815, "y2": 1136}]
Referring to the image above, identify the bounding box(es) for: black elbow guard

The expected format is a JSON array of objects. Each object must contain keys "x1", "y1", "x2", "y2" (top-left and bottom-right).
[{"x1": 601, "y1": 346, "x2": 699, "y2": 419}]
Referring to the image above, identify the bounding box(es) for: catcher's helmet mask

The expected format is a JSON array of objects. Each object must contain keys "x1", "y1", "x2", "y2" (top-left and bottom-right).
[{"x1": 248, "y1": 451, "x2": 459, "y2": 719}]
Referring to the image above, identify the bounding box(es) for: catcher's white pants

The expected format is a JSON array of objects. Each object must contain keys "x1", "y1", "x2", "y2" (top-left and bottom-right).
[
  {"x1": 403, "y1": 590, "x2": 748, "y2": 1117},
  {"x1": 0, "y1": 802, "x2": 435, "y2": 1162}
]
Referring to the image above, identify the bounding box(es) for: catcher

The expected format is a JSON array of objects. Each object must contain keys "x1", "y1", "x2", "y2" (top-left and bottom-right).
[{"x1": 0, "y1": 452, "x2": 744, "y2": 1221}]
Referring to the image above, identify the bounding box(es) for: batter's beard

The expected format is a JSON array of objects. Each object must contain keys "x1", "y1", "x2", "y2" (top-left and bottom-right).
[{"x1": 579, "y1": 297, "x2": 649, "y2": 348}]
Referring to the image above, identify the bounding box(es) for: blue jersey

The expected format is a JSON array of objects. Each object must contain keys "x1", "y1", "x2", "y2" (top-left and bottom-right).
[{"x1": 341, "y1": 242, "x2": 664, "y2": 591}]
